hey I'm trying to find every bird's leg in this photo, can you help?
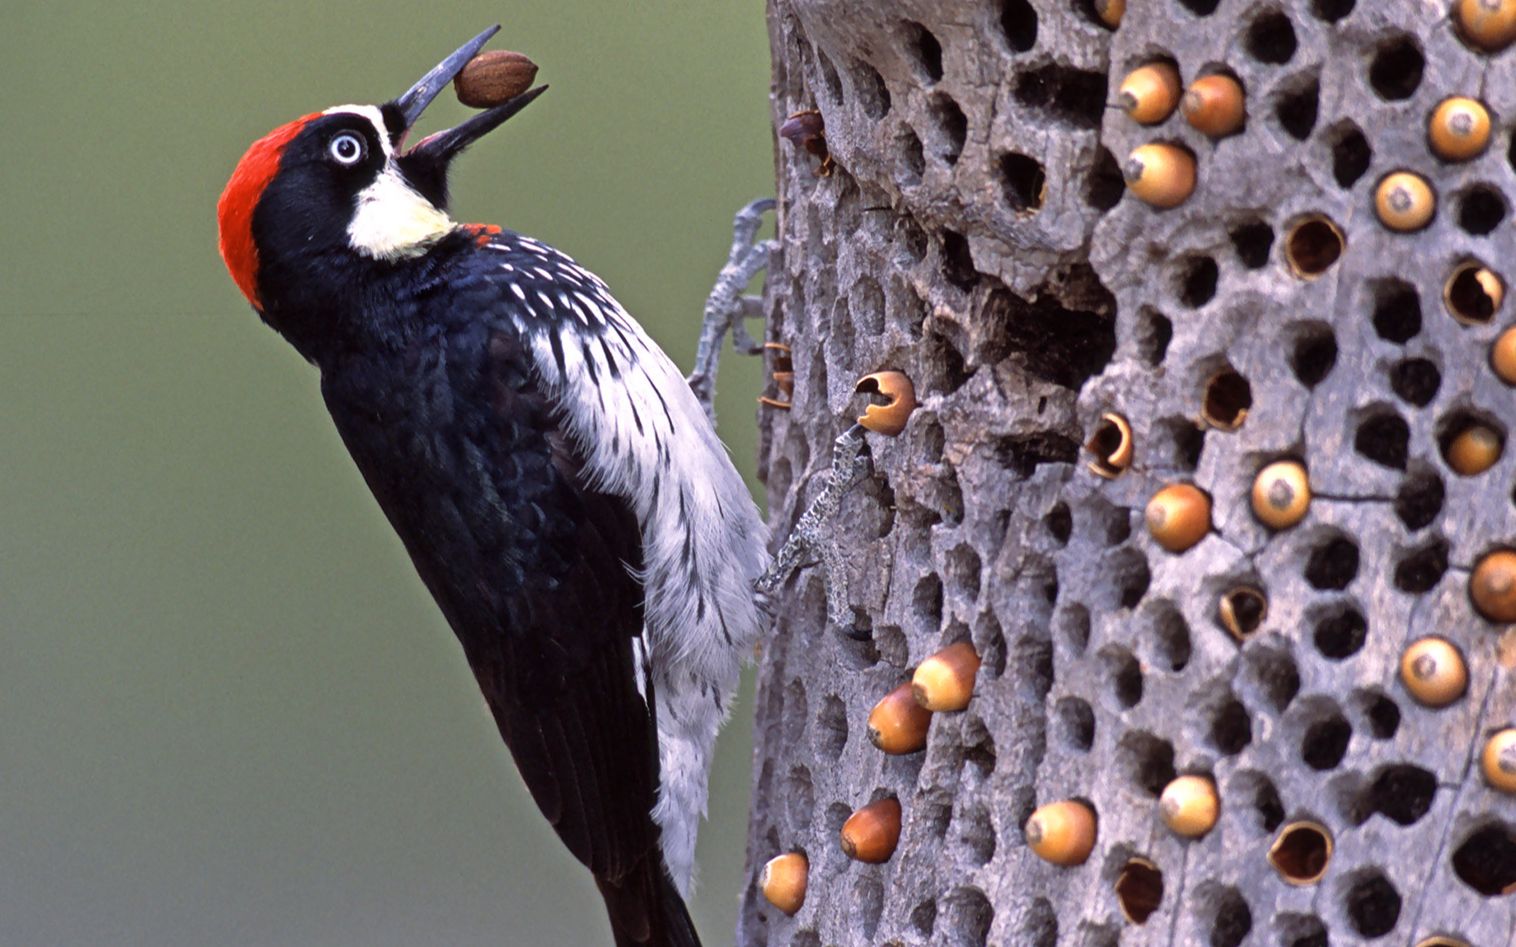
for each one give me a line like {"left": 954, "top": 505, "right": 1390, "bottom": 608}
{"left": 687, "top": 198, "right": 777, "bottom": 423}
{"left": 755, "top": 423, "right": 872, "bottom": 636}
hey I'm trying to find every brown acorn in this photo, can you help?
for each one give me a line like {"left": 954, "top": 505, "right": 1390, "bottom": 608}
{"left": 1489, "top": 327, "right": 1516, "bottom": 384}
{"left": 1471, "top": 549, "right": 1516, "bottom": 621}
{"left": 453, "top": 50, "right": 539, "bottom": 109}
{"left": 1428, "top": 97, "right": 1492, "bottom": 161}
{"left": 1025, "top": 799, "right": 1096, "bottom": 866}
{"left": 759, "top": 851, "right": 808, "bottom": 915}
{"left": 1455, "top": 0, "right": 1516, "bottom": 51}
{"left": 1251, "top": 460, "right": 1310, "bottom": 529}
{"left": 1480, "top": 728, "right": 1516, "bottom": 793}
{"left": 1124, "top": 143, "right": 1196, "bottom": 209}
{"left": 1095, "top": 0, "right": 1125, "bottom": 27}
{"left": 840, "top": 797, "right": 902, "bottom": 863}
{"left": 1119, "top": 63, "right": 1182, "bottom": 125}
{"left": 1158, "top": 774, "right": 1219, "bottom": 837}
{"left": 1182, "top": 74, "right": 1246, "bottom": 137}
{"left": 1399, "top": 636, "right": 1468, "bottom": 707}
{"left": 1375, "top": 172, "right": 1436, "bottom": 232}
{"left": 868, "top": 681, "right": 933, "bottom": 754}
{"left": 1446, "top": 424, "right": 1502, "bottom": 476}
{"left": 912, "top": 642, "right": 981, "bottom": 712}
{"left": 1145, "top": 483, "right": 1211, "bottom": 552}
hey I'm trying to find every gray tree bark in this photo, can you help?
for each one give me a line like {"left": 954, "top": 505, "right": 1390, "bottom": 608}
{"left": 741, "top": 1, "right": 1516, "bottom": 945}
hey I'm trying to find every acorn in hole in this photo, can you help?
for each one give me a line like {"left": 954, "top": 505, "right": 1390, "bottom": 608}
{"left": 1415, "top": 938, "right": 1473, "bottom": 947}
{"left": 1182, "top": 74, "right": 1245, "bottom": 137}
{"left": 1470, "top": 549, "right": 1516, "bottom": 621}
{"left": 1455, "top": 0, "right": 1516, "bottom": 51}
{"left": 1482, "top": 728, "right": 1516, "bottom": 793}
{"left": 1146, "top": 483, "right": 1211, "bottom": 552}
{"left": 1159, "top": 774, "right": 1219, "bottom": 837}
{"left": 1400, "top": 636, "right": 1468, "bottom": 707}
{"left": 1490, "top": 327, "right": 1516, "bottom": 384}
{"left": 912, "top": 641, "right": 980, "bottom": 712}
{"left": 1119, "top": 62, "right": 1181, "bottom": 125}
{"left": 1086, "top": 412, "right": 1134, "bottom": 478}
{"left": 1444, "top": 262, "right": 1504, "bottom": 324}
{"left": 1284, "top": 215, "right": 1344, "bottom": 279}
{"left": 1429, "top": 96, "right": 1492, "bottom": 161}
{"left": 453, "top": 50, "right": 539, "bottom": 108}
{"left": 759, "top": 851, "right": 808, "bottom": 915}
{"left": 1114, "top": 857, "right": 1164, "bottom": 924}
{"left": 840, "top": 797, "right": 901, "bottom": 863}
{"left": 867, "top": 681, "right": 932, "bottom": 754}
{"left": 1375, "top": 171, "right": 1436, "bottom": 232}
{"left": 1219, "top": 586, "right": 1268, "bottom": 640}
{"left": 1445, "top": 423, "right": 1503, "bottom": 476}
{"left": 1267, "top": 820, "right": 1333, "bottom": 885}
{"left": 1025, "top": 799, "right": 1096, "bottom": 866}
{"left": 1095, "top": 0, "right": 1125, "bottom": 28}
{"left": 1124, "top": 143, "right": 1196, "bottom": 209}
{"left": 1251, "top": 460, "right": 1310, "bottom": 529}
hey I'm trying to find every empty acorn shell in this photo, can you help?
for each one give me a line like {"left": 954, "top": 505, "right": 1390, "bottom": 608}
{"left": 454, "top": 50, "right": 539, "bottom": 108}
{"left": 856, "top": 371, "right": 917, "bottom": 436}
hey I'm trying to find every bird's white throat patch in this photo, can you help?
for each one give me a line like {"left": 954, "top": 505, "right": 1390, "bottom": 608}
{"left": 347, "top": 165, "right": 454, "bottom": 260}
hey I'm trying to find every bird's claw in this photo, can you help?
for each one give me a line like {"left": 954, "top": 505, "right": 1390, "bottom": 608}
{"left": 688, "top": 198, "right": 778, "bottom": 422}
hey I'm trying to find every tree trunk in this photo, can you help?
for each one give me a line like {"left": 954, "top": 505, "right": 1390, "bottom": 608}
{"left": 742, "top": 1, "right": 1516, "bottom": 945}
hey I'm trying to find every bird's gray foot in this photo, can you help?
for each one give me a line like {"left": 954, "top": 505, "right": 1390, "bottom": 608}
{"left": 687, "top": 198, "right": 778, "bottom": 423}
{"left": 755, "top": 423, "right": 872, "bottom": 636}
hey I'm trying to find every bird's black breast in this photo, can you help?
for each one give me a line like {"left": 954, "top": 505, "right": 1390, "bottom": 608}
{"left": 317, "top": 307, "right": 661, "bottom": 877}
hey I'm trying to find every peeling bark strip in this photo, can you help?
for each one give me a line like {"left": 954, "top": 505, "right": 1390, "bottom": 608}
{"left": 744, "top": 2, "right": 1516, "bottom": 945}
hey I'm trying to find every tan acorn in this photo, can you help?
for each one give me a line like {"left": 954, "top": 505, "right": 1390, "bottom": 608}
{"left": 1267, "top": 821, "right": 1333, "bottom": 885}
{"left": 1145, "top": 483, "right": 1211, "bottom": 552}
{"left": 1124, "top": 143, "right": 1196, "bottom": 209}
{"left": 1119, "top": 63, "right": 1182, "bottom": 125}
{"left": 1025, "top": 799, "right": 1096, "bottom": 866}
{"left": 1375, "top": 172, "right": 1436, "bottom": 232}
{"left": 1182, "top": 74, "right": 1246, "bottom": 137}
{"left": 840, "top": 797, "right": 902, "bottom": 863}
{"left": 1455, "top": 0, "right": 1516, "bottom": 51}
{"left": 1471, "top": 549, "right": 1516, "bottom": 621}
{"left": 453, "top": 50, "right": 539, "bottom": 109}
{"left": 759, "top": 851, "right": 808, "bottom": 915}
{"left": 1399, "top": 636, "right": 1468, "bottom": 707}
{"left": 912, "top": 642, "right": 981, "bottom": 712}
{"left": 1251, "top": 460, "right": 1310, "bottom": 529}
{"left": 1446, "top": 424, "right": 1502, "bottom": 475}
{"left": 1429, "top": 97, "right": 1492, "bottom": 161}
{"left": 1482, "top": 728, "right": 1516, "bottom": 793}
{"left": 1489, "top": 327, "right": 1516, "bottom": 384}
{"left": 1095, "top": 0, "right": 1125, "bottom": 28}
{"left": 868, "top": 681, "right": 933, "bottom": 754}
{"left": 1159, "top": 775, "right": 1219, "bottom": 837}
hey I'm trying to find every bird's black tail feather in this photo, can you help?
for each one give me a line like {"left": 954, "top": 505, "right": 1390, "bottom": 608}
{"left": 595, "top": 857, "right": 702, "bottom": 947}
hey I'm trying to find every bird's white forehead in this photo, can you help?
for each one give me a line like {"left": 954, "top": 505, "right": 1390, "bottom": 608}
{"left": 322, "top": 104, "right": 393, "bottom": 157}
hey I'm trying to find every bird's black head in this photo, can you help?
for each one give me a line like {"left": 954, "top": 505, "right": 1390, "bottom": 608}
{"left": 216, "top": 26, "right": 544, "bottom": 354}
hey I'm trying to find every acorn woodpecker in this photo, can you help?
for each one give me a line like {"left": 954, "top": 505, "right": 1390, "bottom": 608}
{"left": 216, "top": 27, "right": 771, "bottom": 947}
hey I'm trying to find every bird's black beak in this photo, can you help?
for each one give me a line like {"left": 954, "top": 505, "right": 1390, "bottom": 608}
{"left": 386, "top": 25, "right": 547, "bottom": 208}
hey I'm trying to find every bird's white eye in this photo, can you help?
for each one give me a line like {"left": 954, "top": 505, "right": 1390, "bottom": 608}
{"left": 329, "top": 132, "right": 366, "bottom": 166}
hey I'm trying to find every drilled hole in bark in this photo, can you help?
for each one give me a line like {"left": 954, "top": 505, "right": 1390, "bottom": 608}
{"left": 1177, "top": 0, "right": 1221, "bottom": 13}
{"left": 942, "top": 887, "right": 993, "bottom": 947}
{"left": 816, "top": 695, "right": 847, "bottom": 757}
{"left": 940, "top": 230, "right": 976, "bottom": 290}
{"left": 1138, "top": 307, "right": 1173, "bottom": 365}
{"left": 1230, "top": 219, "right": 1275, "bottom": 268}
{"left": 1451, "top": 823, "right": 1516, "bottom": 896}
{"left": 1179, "top": 255, "right": 1219, "bottom": 307}
{"left": 783, "top": 766, "right": 815, "bottom": 828}
{"left": 981, "top": 270, "right": 1116, "bottom": 389}
{"left": 1291, "top": 325, "right": 1337, "bottom": 386}
{"left": 1301, "top": 713, "right": 1351, "bottom": 769}
{"left": 1117, "top": 731, "right": 1176, "bottom": 795}
{"left": 817, "top": 50, "right": 843, "bottom": 103}
{"left": 999, "top": 152, "right": 1046, "bottom": 211}
{"left": 1152, "top": 603, "right": 1192, "bottom": 671}
{"left": 1245, "top": 645, "right": 1300, "bottom": 712}
{"left": 1054, "top": 696, "right": 1095, "bottom": 751}
{"left": 1159, "top": 417, "right": 1206, "bottom": 469}
{"left": 1396, "top": 468, "right": 1445, "bottom": 530}
{"left": 1015, "top": 633, "right": 1054, "bottom": 701}
{"left": 1457, "top": 185, "right": 1506, "bottom": 235}
{"left": 1390, "top": 357, "right": 1440, "bottom": 406}
{"left": 1355, "top": 412, "right": 1410, "bottom": 469}
{"left": 930, "top": 94, "right": 966, "bottom": 165}
{"left": 913, "top": 574, "right": 944, "bottom": 632}
{"left": 1277, "top": 913, "right": 1329, "bottom": 947}
{"left": 1114, "top": 858, "right": 1164, "bottom": 924}
{"left": 1209, "top": 696, "right": 1253, "bottom": 755}
{"left": 1087, "top": 146, "right": 1125, "bottom": 211}
{"left": 1356, "top": 689, "right": 1401, "bottom": 739}
{"left": 910, "top": 899, "right": 937, "bottom": 938}
{"left": 1045, "top": 502, "right": 1072, "bottom": 545}
{"left": 1364, "top": 764, "right": 1436, "bottom": 825}
{"left": 1313, "top": 604, "right": 1367, "bottom": 659}
{"left": 1312, "top": 0, "right": 1354, "bottom": 19}
{"left": 1000, "top": 0, "right": 1038, "bottom": 51}
{"left": 1013, "top": 64, "right": 1108, "bottom": 128}
{"left": 1330, "top": 123, "right": 1372, "bottom": 187}
{"left": 1343, "top": 870, "right": 1401, "bottom": 937}
{"left": 1276, "top": 76, "right": 1320, "bottom": 140}
{"left": 1445, "top": 262, "right": 1502, "bottom": 324}
{"left": 1244, "top": 772, "right": 1286, "bottom": 832}
{"left": 1026, "top": 898, "right": 1057, "bottom": 946}
{"left": 1371, "top": 280, "right": 1421, "bottom": 342}
{"left": 1208, "top": 888, "right": 1253, "bottom": 947}
{"left": 958, "top": 805, "right": 996, "bottom": 865}
{"left": 1305, "top": 535, "right": 1359, "bottom": 590}
{"left": 1285, "top": 215, "right": 1342, "bottom": 275}
{"left": 905, "top": 21, "right": 943, "bottom": 81}
{"left": 853, "top": 60, "right": 891, "bottom": 118}
{"left": 851, "top": 874, "right": 884, "bottom": 940}
{"left": 1202, "top": 369, "right": 1252, "bottom": 429}
{"left": 1395, "top": 540, "right": 1449, "bottom": 593}
{"left": 1116, "top": 549, "right": 1150, "bottom": 608}
{"left": 1369, "top": 36, "right": 1424, "bottom": 101}
{"left": 898, "top": 126, "right": 925, "bottom": 181}
{"left": 1059, "top": 604, "right": 1091, "bottom": 655}
{"left": 1246, "top": 11, "right": 1298, "bottom": 64}
{"left": 1101, "top": 645, "right": 1144, "bottom": 708}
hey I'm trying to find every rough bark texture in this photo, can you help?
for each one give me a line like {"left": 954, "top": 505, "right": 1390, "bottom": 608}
{"left": 742, "top": 2, "right": 1516, "bottom": 945}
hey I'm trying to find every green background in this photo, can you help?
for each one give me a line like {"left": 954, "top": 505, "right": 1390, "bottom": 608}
{"left": 1, "top": 2, "right": 773, "bottom": 943}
